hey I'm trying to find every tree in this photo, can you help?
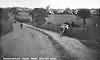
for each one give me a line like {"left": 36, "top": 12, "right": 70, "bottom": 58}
{"left": 9, "top": 7, "right": 18, "bottom": 15}
{"left": 15, "top": 11, "right": 32, "bottom": 23}
{"left": 46, "top": 5, "right": 50, "bottom": 10}
{"left": 97, "top": 9, "right": 100, "bottom": 16}
{"left": 63, "top": 8, "right": 72, "bottom": 14}
{"left": 77, "top": 9, "right": 90, "bottom": 26}
{"left": 31, "top": 8, "right": 47, "bottom": 26}
{"left": 31, "top": 8, "right": 48, "bottom": 17}
{"left": 45, "top": 5, "right": 51, "bottom": 15}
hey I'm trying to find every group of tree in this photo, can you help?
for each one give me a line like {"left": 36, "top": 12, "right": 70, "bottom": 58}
{"left": 15, "top": 11, "right": 32, "bottom": 23}
{"left": 76, "top": 8, "right": 100, "bottom": 27}
{"left": 9, "top": 7, "right": 32, "bottom": 24}
{"left": 76, "top": 9, "right": 91, "bottom": 26}
{"left": 63, "top": 8, "right": 73, "bottom": 15}
{"left": 30, "top": 8, "right": 48, "bottom": 26}
{"left": 9, "top": 7, "right": 100, "bottom": 27}
{"left": 8, "top": 7, "right": 48, "bottom": 26}
{"left": 97, "top": 9, "right": 100, "bottom": 16}
{"left": 9, "top": 7, "right": 18, "bottom": 15}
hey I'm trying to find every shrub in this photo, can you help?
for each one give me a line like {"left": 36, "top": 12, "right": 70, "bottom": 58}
{"left": 15, "top": 11, "right": 32, "bottom": 23}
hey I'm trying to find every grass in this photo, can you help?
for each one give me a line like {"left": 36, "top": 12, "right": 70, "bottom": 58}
{"left": 33, "top": 15, "right": 100, "bottom": 52}
{"left": 46, "top": 15, "right": 80, "bottom": 24}
{"left": 44, "top": 15, "right": 100, "bottom": 40}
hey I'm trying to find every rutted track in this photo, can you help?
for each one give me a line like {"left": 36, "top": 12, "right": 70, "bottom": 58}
{"left": 0, "top": 23, "right": 60, "bottom": 58}
{"left": 0, "top": 23, "right": 99, "bottom": 60}
{"left": 27, "top": 26, "right": 78, "bottom": 60}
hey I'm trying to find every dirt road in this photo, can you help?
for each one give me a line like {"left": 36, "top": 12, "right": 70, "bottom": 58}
{"left": 25, "top": 23, "right": 98, "bottom": 60}
{"left": 0, "top": 23, "right": 59, "bottom": 58}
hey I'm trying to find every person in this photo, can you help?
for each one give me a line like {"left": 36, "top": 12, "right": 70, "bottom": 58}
{"left": 20, "top": 23, "right": 23, "bottom": 29}
{"left": 14, "top": 20, "right": 16, "bottom": 23}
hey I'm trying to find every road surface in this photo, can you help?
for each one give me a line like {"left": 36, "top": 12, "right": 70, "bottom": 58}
{"left": 25, "top": 23, "right": 98, "bottom": 60}
{"left": 0, "top": 23, "right": 59, "bottom": 58}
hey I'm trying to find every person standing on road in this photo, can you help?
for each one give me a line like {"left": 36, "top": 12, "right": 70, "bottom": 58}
{"left": 14, "top": 20, "right": 16, "bottom": 23}
{"left": 20, "top": 23, "right": 23, "bottom": 29}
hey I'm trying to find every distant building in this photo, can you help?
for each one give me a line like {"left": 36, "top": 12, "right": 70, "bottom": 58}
{"left": 48, "top": 9, "right": 64, "bottom": 14}
{"left": 56, "top": 9, "right": 65, "bottom": 13}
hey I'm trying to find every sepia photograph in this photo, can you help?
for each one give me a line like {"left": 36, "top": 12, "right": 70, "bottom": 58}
{"left": 0, "top": 0, "right": 100, "bottom": 60}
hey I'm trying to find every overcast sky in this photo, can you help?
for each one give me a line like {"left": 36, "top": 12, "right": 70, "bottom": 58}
{"left": 0, "top": 0, "right": 100, "bottom": 9}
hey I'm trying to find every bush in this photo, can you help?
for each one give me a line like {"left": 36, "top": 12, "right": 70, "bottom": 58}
{"left": 15, "top": 11, "right": 32, "bottom": 23}
{"left": 31, "top": 8, "right": 48, "bottom": 26}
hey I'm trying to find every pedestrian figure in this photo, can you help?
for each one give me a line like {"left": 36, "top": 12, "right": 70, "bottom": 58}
{"left": 20, "top": 23, "right": 23, "bottom": 29}
{"left": 14, "top": 21, "right": 16, "bottom": 23}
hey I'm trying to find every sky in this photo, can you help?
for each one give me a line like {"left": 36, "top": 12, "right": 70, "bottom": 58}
{"left": 0, "top": 0, "right": 100, "bottom": 9}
